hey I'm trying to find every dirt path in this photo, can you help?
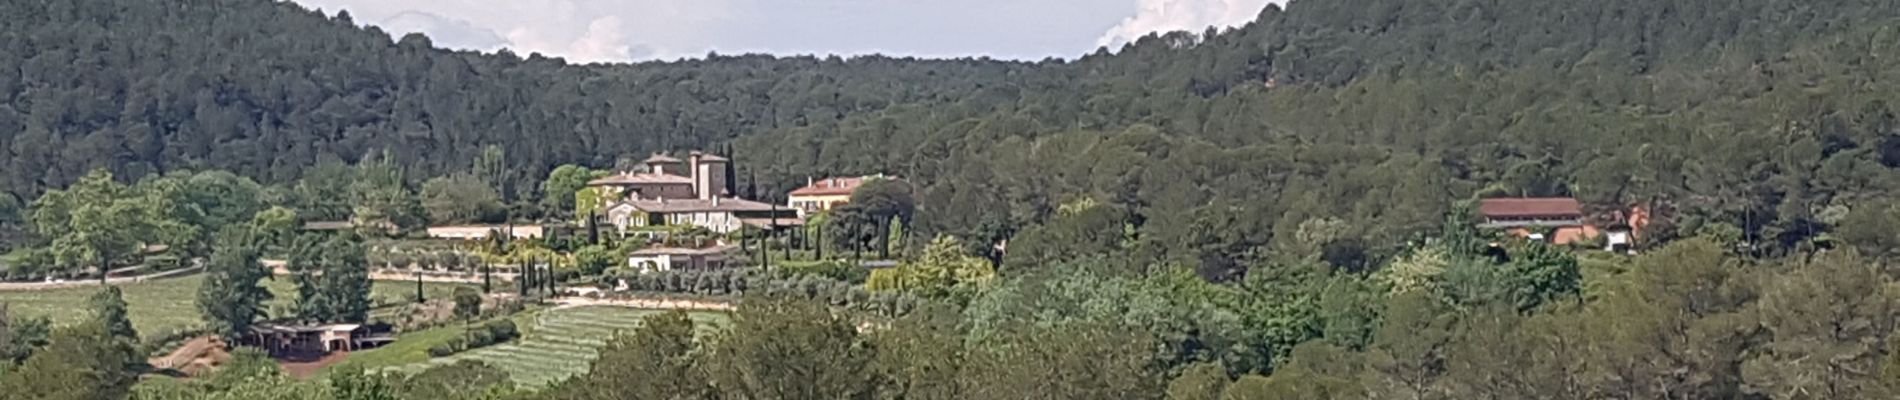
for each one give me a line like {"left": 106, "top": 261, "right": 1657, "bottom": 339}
{"left": 0, "top": 266, "right": 204, "bottom": 291}
{"left": 149, "top": 336, "right": 220, "bottom": 370}
{"left": 365, "top": 271, "right": 519, "bottom": 284}
{"left": 147, "top": 335, "right": 236, "bottom": 378}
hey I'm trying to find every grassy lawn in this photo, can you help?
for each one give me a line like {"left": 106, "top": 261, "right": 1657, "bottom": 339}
{"left": 374, "top": 306, "right": 731, "bottom": 387}
{"left": 0, "top": 275, "right": 473, "bottom": 342}
{"left": 0, "top": 277, "right": 205, "bottom": 341}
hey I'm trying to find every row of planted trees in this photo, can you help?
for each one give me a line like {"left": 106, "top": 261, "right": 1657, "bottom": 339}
{"left": 602, "top": 266, "right": 923, "bottom": 319}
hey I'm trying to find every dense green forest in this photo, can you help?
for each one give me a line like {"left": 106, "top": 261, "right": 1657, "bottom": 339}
{"left": 6, "top": 0, "right": 1900, "bottom": 399}
{"left": 6, "top": 0, "right": 1900, "bottom": 270}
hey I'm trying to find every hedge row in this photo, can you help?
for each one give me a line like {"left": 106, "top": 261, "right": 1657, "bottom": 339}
{"left": 427, "top": 319, "right": 520, "bottom": 358}
{"left": 606, "top": 268, "right": 922, "bottom": 318}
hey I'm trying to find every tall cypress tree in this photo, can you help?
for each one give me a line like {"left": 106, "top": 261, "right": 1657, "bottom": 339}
{"left": 587, "top": 211, "right": 601, "bottom": 245}
{"left": 517, "top": 262, "right": 529, "bottom": 297}
{"left": 723, "top": 143, "right": 737, "bottom": 197}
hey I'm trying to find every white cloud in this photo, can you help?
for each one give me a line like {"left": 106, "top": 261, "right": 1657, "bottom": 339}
{"left": 521, "top": 16, "right": 633, "bottom": 64}
{"left": 1095, "top": 0, "right": 1280, "bottom": 49}
{"left": 377, "top": 10, "right": 509, "bottom": 51}
{"left": 289, "top": 0, "right": 1161, "bottom": 62}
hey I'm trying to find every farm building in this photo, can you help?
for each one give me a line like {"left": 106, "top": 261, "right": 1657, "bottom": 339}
{"left": 603, "top": 197, "right": 797, "bottom": 234}
{"left": 242, "top": 323, "right": 394, "bottom": 356}
{"left": 786, "top": 174, "right": 899, "bottom": 217}
{"left": 628, "top": 245, "right": 739, "bottom": 274}
{"left": 426, "top": 225, "right": 546, "bottom": 240}
{"left": 590, "top": 151, "right": 797, "bottom": 234}
{"left": 1477, "top": 197, "right": 1599, "bottom": 245}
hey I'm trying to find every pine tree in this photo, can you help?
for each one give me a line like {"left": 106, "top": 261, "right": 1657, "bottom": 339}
{"left": 199, "top": 228, "right": 272, "bottom": 341}
{"left": 87, "top": 287, "right": 137, "bottom": 344}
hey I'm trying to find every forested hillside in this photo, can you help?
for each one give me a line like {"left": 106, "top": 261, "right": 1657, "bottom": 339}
{"left": 9, "top": 0, "right": 1900, "bottom": 272}
{"left": 8, "top": 1, "right": 1900, "bottom": 399}
{"left": 0, "top": 0, "right": 1033, "bottom": 195}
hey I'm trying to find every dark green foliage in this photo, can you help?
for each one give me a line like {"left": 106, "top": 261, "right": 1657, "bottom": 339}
{"left": 542, "top": 165, "right": 607, "bottom": 219}
{"left": 0, "top": 306, "right": 52, "bottom": 364}
{"left": 329, "top": 365, "right": 399, "bottom": 400}
{"left": 396, "top": 360, "right": 515, "bottom": 399}
{"left": 419, "top": 174, "right": 504, "bottom": 224}
{"left": 451, "top": 286, "right": 481, "bottom": 321}
{"left": 617, "top": 268, "right": 917, "bottom": 318}
{"left": 7, "top": 0, "right": 1900, "bottom": 399}
{"left": 0, "top": 195, "right": 19, "bottom": 227}
{"left": 290, "top": 233, "right": 372, "bottom": 323}
{"left": 555, "top": 311, "right": 707, "bottom": 400}
{"left": 775, "top": 259, "right": 868, "bottom": 283}
{"left": 700, "top": 299, "right": 877, "bottom": 399}
{"left": 3, "top": 0, "right": 1900, "bottom": 269}
{"left": 1502, "top": 242, "right": 1582, "bottom": 311}
{"left": 428, "top": 320, "right": 518, "bottom": 358}
{"left": 425, "top": 342, "right": 457, "bottom": 358}
{"left": 198, "top": 227, "right": 273, "bottom": 340}
{"left": 29, "top": 169, "right": 199, "bottom": 283}
{"left": 1166, "top": 362, "right": 1231, "bottom": 400}
{"left": 959, "top": 322, "right": 1164, "bottom": 399}
{"left": 572, "top": 245, "right": 616, "bottom": 276}
{"left": 86, "top": 287, "right": 136, "bottom": 344}
{"left": 0, "top": 323, "right": 140, "bottom": 400}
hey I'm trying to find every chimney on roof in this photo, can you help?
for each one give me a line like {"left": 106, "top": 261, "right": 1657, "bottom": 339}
{"left": 689, "top": 152, "right": 703, "bottom": 199}
{"left": 690, "top": 150, "right": 728, "bottom": 201}
{"left": 807, "top": 176, "right": 814, "bottom": 187}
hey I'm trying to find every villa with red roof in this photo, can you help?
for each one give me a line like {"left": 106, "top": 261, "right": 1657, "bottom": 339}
{"left": 589, "top": 151, "right": 796, "bottom": 234}
{"left": 787, "top": 175, "right": 893, "bottom": 217}
{"left": 1477, "top": 197, "right": 1599, "bottom": 245}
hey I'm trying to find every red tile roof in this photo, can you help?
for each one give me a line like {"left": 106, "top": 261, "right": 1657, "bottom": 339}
{"left": 632, "top": 245, "right": 738, "bottom": 256}
{"left": 587, "top": 173, "right": 693, "bottom": 186}
{"left": 789, "top": 177, "right": 868, "bottom": 196}
{"left": 1479, "top": 198, "right": 1583, "bottom": 218}
{"left": 614, "top": 197, "right": 779, "bottom": 213}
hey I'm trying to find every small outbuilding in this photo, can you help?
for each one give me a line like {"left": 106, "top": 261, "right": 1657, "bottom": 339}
{"left": 1478, "top": 198, "right": 1599, "bottom": 246}
{"left": 627, "top": 245, "right": 739, "bottom": 274}
{"left": 243, "top": 323, "right": 393, "bottom": 357}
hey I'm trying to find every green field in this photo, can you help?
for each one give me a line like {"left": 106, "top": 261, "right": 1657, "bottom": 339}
{"left": 0, "top": 275, "right": 472, "bottom": 341}
{"left": 380, "top": 306, "right": 731, "bottom": 387}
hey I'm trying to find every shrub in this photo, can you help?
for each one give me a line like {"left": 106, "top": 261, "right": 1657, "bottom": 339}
{"left": 450, "top": 337, "right": 468, "bottom": 350}
{"left": 452, "top": 286, "right": 482, "bottom": 320}
{"left": 427, "top": 343, "right": 456, "bottom": 357}
{"left": 2, "top": 247, "right": 53, "bottom": 281}
{"left": 776, "top": 260, "right": 868, "bottom": 283}
{"left": 431, "top": 319, "right": 522, "bottom": 358}
{"left": 574, "top": 245, "right": 617, "bottom": 275}
{"left": 465, "top": 329, "right": 493, "bottom": 347}
{"left": 483, "top": 320, "right": 519, "bottom": 342}
{"left": 607, "top": 268, "right": 916, "bottom": 318}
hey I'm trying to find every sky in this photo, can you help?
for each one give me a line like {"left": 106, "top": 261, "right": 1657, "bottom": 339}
{"left": 287, "top": 0, "right": 1283, "bottom": 64}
